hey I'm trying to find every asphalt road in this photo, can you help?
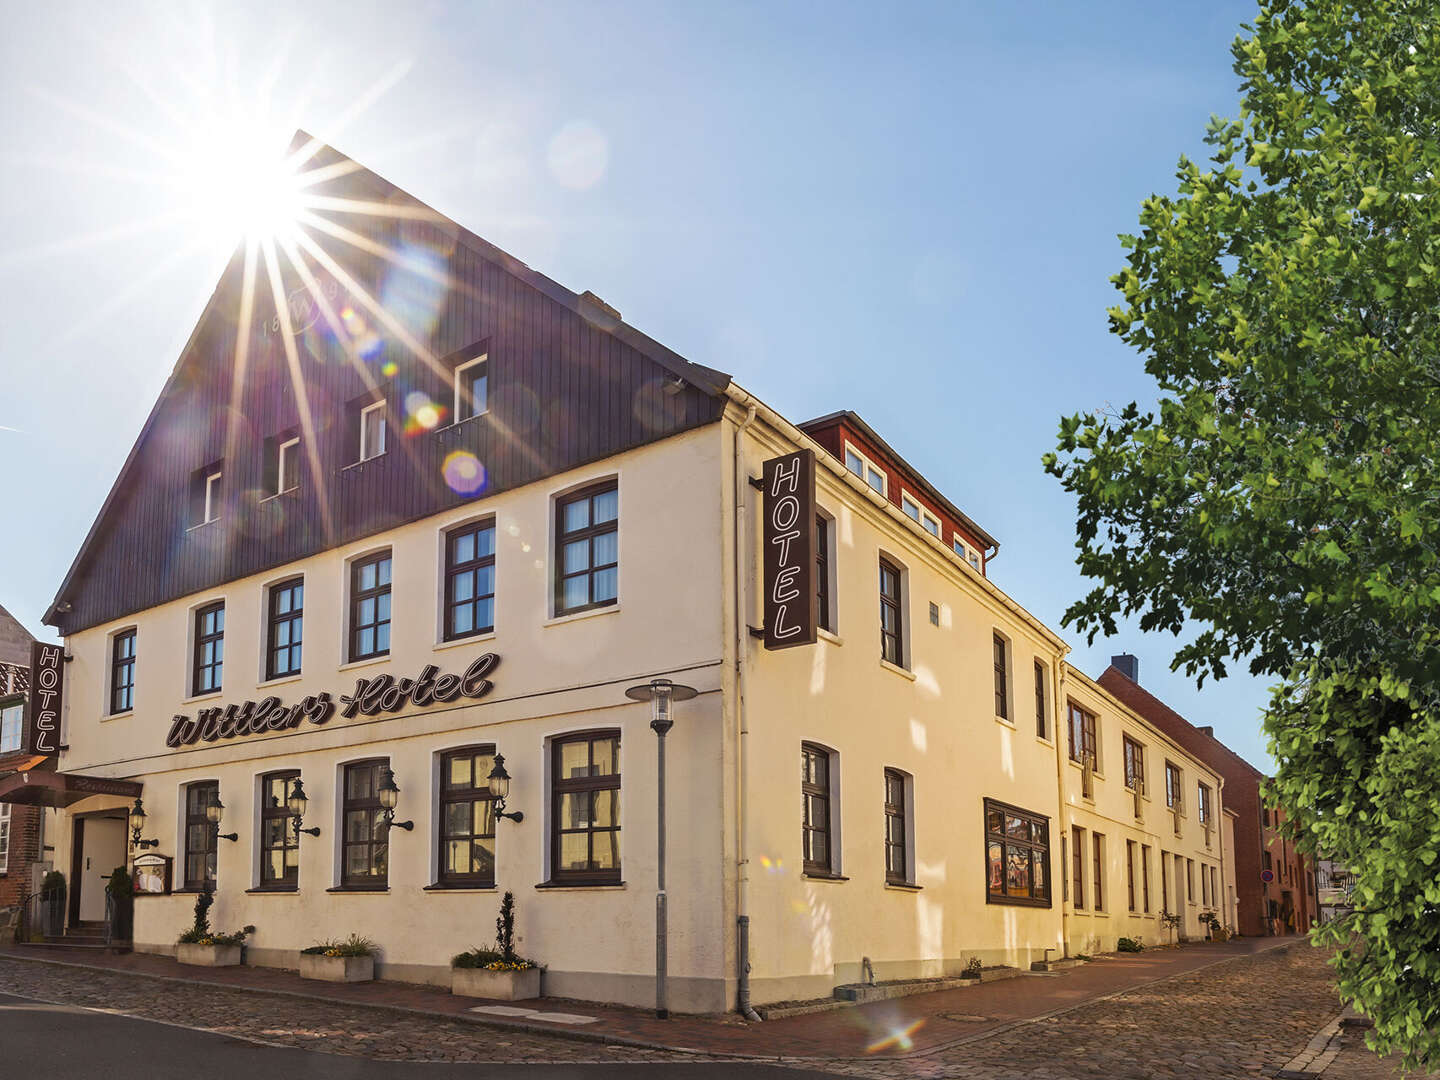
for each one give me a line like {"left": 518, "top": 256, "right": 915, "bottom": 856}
{"left": 0, "top": 992, "right": 840, "bottom": 1079}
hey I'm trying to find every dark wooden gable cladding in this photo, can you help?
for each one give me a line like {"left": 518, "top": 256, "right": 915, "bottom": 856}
{"left": 49, "top": 145, "right": 727, "bottom": 637}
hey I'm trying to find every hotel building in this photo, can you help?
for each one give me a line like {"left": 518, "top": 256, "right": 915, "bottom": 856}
{"left": 6, "top": 135, "right": 1229, "bottom": 1012}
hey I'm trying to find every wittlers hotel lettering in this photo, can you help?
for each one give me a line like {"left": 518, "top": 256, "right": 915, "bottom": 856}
{"left": 26, "top": 641, "right": 65, "bottom": 756}
{"left": 165, "top": 654, "right": 500, "bottom": 748}
{"left": 762, "top": 449, "right": 817, "bottom": 650}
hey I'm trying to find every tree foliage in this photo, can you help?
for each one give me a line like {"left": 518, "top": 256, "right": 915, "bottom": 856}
{"left": 1045, "top": 1, "right": 1440, "bottom": 1064}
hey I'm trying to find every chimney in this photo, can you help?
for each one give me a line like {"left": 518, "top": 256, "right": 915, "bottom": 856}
{"left": 578, "top": 290, "right": 621, "bottom": 321}
{"left": 1111, "top": 654, "right": 1140, "bottom": 683}
{"left": 1198, "top": 726, "right": 1214, "bottom": 738}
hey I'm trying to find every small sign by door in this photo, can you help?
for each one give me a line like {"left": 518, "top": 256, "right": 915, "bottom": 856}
{"left": 133, "top": 854, "right": 172, "bottom": 895}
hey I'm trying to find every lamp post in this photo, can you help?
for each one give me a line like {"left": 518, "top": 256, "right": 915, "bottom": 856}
{"left": 128, "top": 798, "right": 158, "bottom": 850}
{"left": 285, "top": 778, "right": 322, "bottom": 839}
{"left": 486, "top": 755, "right": 525, "bottom": 823}
{"left": 624, "top": 677, "right": 697, "bottom": 1020}
{"left": 377, "top": 767, "right": 413, "bottom": 831}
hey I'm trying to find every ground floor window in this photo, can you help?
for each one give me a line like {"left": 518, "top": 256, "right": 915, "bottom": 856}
{"left": 984, "top": 798, "right": 1050, "bottom": 906}
{"left": 342, "top": 760, "right": 389, "bottom": 888}
{"left": 551, "top": 731, "right": 621, "bottom": 884}
{"left": 183, "top": 781, "right": 218, "bottom": 890}
{"left": 259, "top": 771, "right": 300, "bottom": 888}
{"left": 439, "top": 746, "right": 497, "bottom": 887}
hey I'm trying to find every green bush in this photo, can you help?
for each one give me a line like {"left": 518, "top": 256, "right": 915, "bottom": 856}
{"left": 107, "top": 866, "right": 134, "bottom": 941}
{"left": 1116, "top": 937, "right": 1144, "bottom": 953}
{"left": 302, "top": 934, "right": 376, "bottom": 957}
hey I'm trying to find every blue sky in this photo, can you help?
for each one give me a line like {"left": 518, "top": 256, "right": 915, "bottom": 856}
{"left": 0, "top": 1, "right": 1277, "bottom": 767}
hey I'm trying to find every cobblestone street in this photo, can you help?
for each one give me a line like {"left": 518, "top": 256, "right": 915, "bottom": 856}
{"left": 0, "top": 943, "right": 1429, "bottom": 1078}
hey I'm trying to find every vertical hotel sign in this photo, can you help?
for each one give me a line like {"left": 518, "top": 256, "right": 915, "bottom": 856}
{"left": 762, "top": 449, "right": 817, "bottom": 650}
{"left": 26, "top": 641, "right": 64, "bottom": 756}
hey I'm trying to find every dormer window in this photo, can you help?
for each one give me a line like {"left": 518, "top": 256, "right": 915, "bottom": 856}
{"left": 953, "top": 536, "right": 981, "bottom": 570}
{"left": 190, "top": 461, "right": 223, "bottom": 527}
{"left": 455, "top": 355, "right": 488, "bottom": 421}
{"left": 844, "top": 443, "right": 886, "bottom": 496}
{"left": 901, "top": 492, "right": 940, "bottom": 537}
{"left": 277, "top": 436, "right": 300, "bottom": 493}
{"left": 360, "top": 401, "right": 387, "bottom": 461}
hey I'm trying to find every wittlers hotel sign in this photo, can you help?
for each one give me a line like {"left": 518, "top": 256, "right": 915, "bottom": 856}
{"left": 762, "top": 449, "right": 817, "bottom": 650}
{"left": 26, "top": 641, "right": 65, "bottom": 756}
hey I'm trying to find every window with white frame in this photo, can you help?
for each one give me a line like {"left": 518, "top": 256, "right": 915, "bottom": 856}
{"left": 0, "top": 699, "right": 23, "bottom": 753}
{"left": 454, "top": 355, "right": 488, "bottom": 421}
{"left": 277, "top": 436, "right": 300, "bottom": 493}
{"left": 844, "top": 443, "right": 886, "bottom": 495}
{"left": 190, "top": 462, "right": 223, "bottom": 526}
{"left": 360, "top": 401, "right": 387, "bottom": 461}
{"left": 901, "top": 492, "right": 941, "bottom": 537}
{"left": 953, "top": 535, "right": 981, "bottom": 570}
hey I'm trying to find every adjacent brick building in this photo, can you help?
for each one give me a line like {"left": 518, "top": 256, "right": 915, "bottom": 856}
{"left": 0, "top": 602, "right": 49, "bottom": 935}
{"left": 1098, "top": 656, "right": 1316, "bottom": 936}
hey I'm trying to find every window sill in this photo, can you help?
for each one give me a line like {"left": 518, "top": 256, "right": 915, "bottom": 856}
{"left": 424, "top": 883, "right": 497, "bottom": 893}
{"left": 985, "top": 894, "right": 1053, "bottom": 909}
{"left": 534, "top": 881, "right": 625, "bottom": 891}
{"left": 258, "top": 488, "right": 300, "bottom": 504}
{"left": 1035, "top": 735, "right": 1055, "bottom": 748}
{"left": 802, "top": 871, "right": 849, "bottom": 883}
{"left": 337, "top": 654, "right": 390, "bottom": 673}
{"left": 326, "top": 885, "right": 390, "bottom": 894}
{"left": 102, "top": 710, "right": 135, "bottom": 723}
{"left": 817, "top": 628, "right": 843, "bottom": 646}
{"left": 182, "top": 690, "right": 224, "bottom": 706}
{"left": 543, "top": 604, "right": 620, "bottom": 628}
{"left": 245, "top": 887, "right": 298, "bottom": 895}
{"left": 994, "top": 715, "right": 1016, "bottom": 730}
{"left": 258, "top": 673, "right": 304, "bottom": 690}
{"left": 342, "top": 454, "right": 389, "bottom": 472}
{"left": 879, "top": 658, "right": 915, "bottom": 682}
{"left": 884, "top": 881, "right": 922, "bottom": 892}
{"left": 433, "top": 631, "right": 496, "bottom": 652}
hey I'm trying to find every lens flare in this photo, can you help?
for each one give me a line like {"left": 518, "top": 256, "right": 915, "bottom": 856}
{"left": 865, "top": 1019, "right": 925, "bottom": 1054}
{"left": 443, "top": 450, "right": 487, "bottom": 495}
{"left": 404, "top": 390, "right": 445, "bottom": 434}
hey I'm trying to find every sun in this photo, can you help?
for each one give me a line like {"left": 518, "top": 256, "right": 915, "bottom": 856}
{"left": 179, "top": 119, "right": 307, "bottom": 250}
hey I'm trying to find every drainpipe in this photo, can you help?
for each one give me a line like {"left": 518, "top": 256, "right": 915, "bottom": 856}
{"left": 731, "top": 402, "right": 762, "bottom": 1021}
{"left": 1052, "top": 659, "right": 1070, "bottom": 957}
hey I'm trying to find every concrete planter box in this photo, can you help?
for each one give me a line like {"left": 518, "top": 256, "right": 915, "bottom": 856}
{"left": 300, "top": 953, "right": 374, "bottom": 983}
{"left": 452, "top": 966, "right": 541, "bottom": 1001}
{"left": 177, "top": 943, "right": 241, "bottom": 967}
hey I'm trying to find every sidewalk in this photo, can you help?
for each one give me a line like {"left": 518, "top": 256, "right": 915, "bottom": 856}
{"left": 0, "top": 935, "right": 1299, "bottom": 1060}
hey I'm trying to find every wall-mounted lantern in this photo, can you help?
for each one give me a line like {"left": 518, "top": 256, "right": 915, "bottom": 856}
{"left": 128, "top": 798, "right": 159, "bottom": 850}
{"left": 205, "top": 794, "right": 239, "bottom": 842}
{"left": 377, "top": 766, "right": 413, "bottom": 832}
{"left": 285, "top": 778, "right": 322, "bottom": 839}
{"left": 486, "top": 754, "right": 524, "bottom": 823}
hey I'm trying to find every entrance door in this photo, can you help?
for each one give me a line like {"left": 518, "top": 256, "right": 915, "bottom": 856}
{"left": 77, "top": 817, "right": 127, "bottom": 923}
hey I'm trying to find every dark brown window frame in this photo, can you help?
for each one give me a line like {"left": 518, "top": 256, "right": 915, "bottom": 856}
{"left": 1141, "top": 843, "right": 1152, "bottom": 912}
{"left": 1092, "top": 832, "right": 1104, "bottom": 911}
{"left": 443, "top": 519, "right": 496, "bottom": 641}
{"left": 550, "top": 730, "right": 622, "bottom": 884}
{"left": 1198, "top": 782, "right": 1213, "bottom": 827}
{"left": 110, "top": 628, "right": 136, "bottom": 714}
{"left": 883, "top": 768, "right": 909, "bottom": 885}
{"left": 802, "top": 743, "right": 834, "bottom": 876}
{"left": 341, "top": 759, "right": 389, "bottom": 889}
{"left": 438, "top": 744, "right": 497, "bottom": 888}
{"left": 1126, "top": 839, "right": 1137, "bottom": 911}
{"left": 1071, "top": 824, "right": 1085, "bottom": 908}
{"left": 1033, "top": 660, "right": 1046, "bottom": 738}
{"left": 1165, "top": 760, "right": 1183, "bottom": 810}
{"left": 265, "top": 577, "right": 304, "bottom": 681}
{"left": 258, "top": 770, "right": 300, "bottom": 890}
{"left": 984, "top": 797, "right": 1051, "bottom": 908}
{"left": 192, "top": 602, "right": 224, "bottom": 697}
{"left": 1067, "top": 701, "right": 1097, "bottom": 766}
{"left": 554, "top": 482, "right": 619, "bottom": 617}
{"left": 879, "top": 557, "right": 904, "bottom": 667}
{"left": 993, "top": 634, "right": 1009, "bottom": 719}
{"left": 183, "top": 780, "right": 218, "bottom": 891}
{"left": 349, "top": 551, "right": 392, "bottom": 662}
{"left": 1123, "top": 734, "right": 1145, "bottom": 791}
{"left": 815, "top": 514, "right": 832, "bottom": 633}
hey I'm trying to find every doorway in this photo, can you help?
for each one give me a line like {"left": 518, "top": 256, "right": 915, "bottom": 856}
{"left": 69, "top": 815, "right": 127, "bottom": 925}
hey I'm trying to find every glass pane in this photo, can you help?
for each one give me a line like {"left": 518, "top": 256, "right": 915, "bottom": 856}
{"left": 445, "top": 839, "right": 468, "bottom": 874}
{"left": 473, "top": 799, "right": 495, "bottom": 836}
{"left": 1031, "top": 851, "right": 1048, "bottom": 897}
{"left": 563, "top": 539, "right": 590, "bottom": 574}
{"left": 284, "top": 846, "right": 299, "bottom": 872}
{"left": 559, "top": 832, "right": 589, "bottom": 871}
{"left": 187, "top": 823, "right": 208, "bottom": 851}
{"left": 372, "top": 841, "right": 388, "bottom": 878}
{"left": 346, "top": 845, "right": 370, "bottom": 878}
{"left": 474, "top": 752, "right": 495, "bottom": 784}
{"left": 594, "top": 830, "right": 619, "bottom": 869}
{"left": 808, "top": 830, "right": 827, "bottom": 866}
{"left": 275, "top": 621, "right": 290, "bottom": 647}
{"left": 187, "top": 855, "right": 204, "bottom": 884}
{"left": 445, "top": 801, "right": 471, "bottom": 837}
{"left": 562, "top": 576, "right": 589, "bottom": 610}
{"left": 593, "top": 789, "right": 618, "bottom": 828}
{"left": 359, "top": 563, "right": 376, "bottom": 591}
{"left": 347, "top": 766, "right": 373, "bottom": 799}
{"left": 593, "top": 488, "right": 618, "bottom": 523}
{"left": 452, "top": 604, "right": 474, "bottom": 637}
{"left": 475, "top": 564, "right": 495, "bottom": 597}
{"left": 846, "top": 449, "right": 863, "bottom": 475}
{"left": 563, "top": 498, "right": 589, "bottom": 534}
{"left": 276, "top": 590, "right": 291, "bottom": 615}
{"left": 988, "top": 841, "right": 1004, "bottom": 892}
{"left": 454, "top": 571, "right": 475, "bottom": 603}
{"left": 377, "top": 593, "right": 391, "bottom": 622}
{"left": 592, "top": 737, "right": 618, "bottom": 777}
{"left": 454, "top": 531, "right": 474, "bottom": 564}
{"left": 476, "top": 526, "right": 495, "bottom": 558}
{"left": 475, "top": 597, "right": 494, "bottom": 631}
{"left": 447, "top": 755, "right": 472, "bottom": 790}
{"left": 375, "top": 622, "right": 389, "bottom": 654}
{"left": 867, "top": 468, "right": 884, "bottom": 493}
{"left": 593, "top": 567, "right": 617, "bottom": 603}
{"left": 1008, "top": 849, "right": 1031, "bottom": 896}
{"left": 1007, "top": 815, "right": 1029, "bottom": 840}
{"left": 559, "top": 740, "right": 590, "bottom": 779}
{"left": 1031, "top": 821, "right": 1047, "bottom": 844}
{"left": 358, "top": 597, "right": 375, "bottom": 626}
{"left": 263, "top": 818, "right": 285, "bottom": 847}
{"left": 470, "top": 837, "right": 495, "bottom": 877}
{"left": 806, "top": 794, "right": 827, "bottom": 828}
{"left": 266, "top": 850, "right": 285, "bottom": 882}
{"left": 561, "top": 791, "right": 591, "bottom": 829}
{"left": 291, "top": 616, "right": 302, "bottom": 644}
{"left": 376, "top": 558, "right": 391, "bottom": 586}
{"left": 346, "top": 810, "right": 370, "bottom": 842}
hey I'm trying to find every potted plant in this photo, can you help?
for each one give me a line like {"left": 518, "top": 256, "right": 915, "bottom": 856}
{"left": 1201, "top": 911, "right": 1229, "bottom": 942}
{"left": 175, "top": 886, "right": 254, "bottom": 966}
{"left": 300, "top": 934, "right": 377, "bottom": 983}
{"left": 960, "top": 956, "right": 982, "bottom": 980}
{"left": 452, "top": 891, "right": 541, "bottom": 1001}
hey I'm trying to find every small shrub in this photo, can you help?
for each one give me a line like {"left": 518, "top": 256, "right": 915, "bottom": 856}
{"left": 302, "top": 933, "right": 376, "bottom": 957}
{"left": 452, "top": 890, "right": 538, "bottom": 971}
{"left": 496, "top": 890, "right": 517, "bottom": 961}
{"left": 1117, "top": 936, "right": 1144, "bottom": 953}
{"left": 962, "top": 957, "right": 982, "bottom": 978}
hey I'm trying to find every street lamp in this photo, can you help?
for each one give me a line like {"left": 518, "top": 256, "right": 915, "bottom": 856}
{"left": 624, "top": 677, "right": 697, "bottom": 1020}
{"left": 205, "top": 795, "right": 239, "bottom": 842}
{"left": 377, "top": 766, "right": 413, "bottom": 831}
{"left": 285, "top": 778, "right": 321, "bottom": 839}
{"left": 128, "top": 798, "right": 158, "bottom": 850}
{"left": 486, "top": 754, "right": 524, "bottom": 823}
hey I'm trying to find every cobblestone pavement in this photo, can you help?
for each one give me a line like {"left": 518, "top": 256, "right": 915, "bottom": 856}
{"left": 1321, "top": 1029, "right": 1440, "bottom": 1080}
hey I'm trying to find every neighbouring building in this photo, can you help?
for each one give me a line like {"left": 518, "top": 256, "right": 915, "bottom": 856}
{"left": 1098, "top": 657, "right": 1316, "bottom": 936}
{"left": 1316, "top": 857, "right": 1354, "bottom": 924}
{"left": 6, "top": 132, "right": 1228, "bottom": 1012}
{"left": 0, "top": 602, "right": 53, "bottom": 941}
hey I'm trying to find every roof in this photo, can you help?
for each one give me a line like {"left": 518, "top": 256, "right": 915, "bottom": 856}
{"left": 44, "top": 130, "right": 731, "bottom": 628}
{"left": 0, "top": 603, "right": 36, "bottom": 667}
{"left": 797, "top": 409, "right": 998, "bottom": 553}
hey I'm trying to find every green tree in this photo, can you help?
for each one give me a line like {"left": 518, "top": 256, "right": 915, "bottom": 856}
{"left": 1045, "top": 1, "right": 1440, "bottom": 1065}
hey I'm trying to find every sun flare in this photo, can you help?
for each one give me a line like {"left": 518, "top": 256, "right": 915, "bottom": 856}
{"left": 179, "top": 123, "right": 307, "bottom": 248}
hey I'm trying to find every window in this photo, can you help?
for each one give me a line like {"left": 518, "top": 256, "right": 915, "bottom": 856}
{"left": 276, "top": 436, "right": 300, "bottom": 494}
{"left": 815, "top": 515, "right": 833, "bottom": 633}
{"left": 454, "top": 355, "right": 489, "bottom": 421}
{"left": 259, "top": 771, "right": 300, "bottom": 889}
{"left": 191, "top": 462, "right": 223, "bottom": 526}
{"left": 0, "top": 804, "right": 9, "bottom": 873}
{"left": 1034, "top": 661, "right": 1047, "bottom": 738}
{"left": 1141, "top": 844, "right": 1152, "bottom": 912}
{"left": 265, "top": 578, "right": 304, "bottom": 680}
{"left": 900, "top": 492, "right": 940, "bottom": 537}
{"left": 551, "top": 731, "right": 621, "bottom": 883}
{"left": 1165, "top": 761, "right": 1183, "bottom": 810}
{"left": 984, "top": 799, "right": 1050, "bottom": 906}
{"left": 1202, "top": 861, "right": 1209, "bottom": 905}
{"left": 342, "top": 760, "right": 389, "bottom": 887}
{"left": 439, "top": 746, "right": 497, "bottom": 887}
{"left": 0, "top": 700, "right": 21, "bottom": 753}
{"left": 1123, "top": 735, "right": 1145, "bottom": 792}
{"left": 360, "top": 400, "right": 387, "bottom": 461}
{"left": 802, "top": 743, "right": 833, "bottom": 875}
{"left": 349, "top": 552, "right": 392, "bottom": 661}
{"left": 1068, "top": 702, "right": 1097, "bottom": 766}
{"left": 879, "top": 557, "right": 904, "bottom": 666}
{"left": 1126, "top": 840, "right": 1137, "bottom": 911}
{"left": 844, "top": 443, "right": 886, "bottom": 495}
{"left": 444, "top": 520, "right": 496, "bottom": 640}
{"left": 184, "top": 781, "right": 218, "bottom": 890}
{"left": 555, "top": 482, "right": 619, "bottom": 615}
{"left": 1161, "top": 851, "right": 1170, "bottom": 912}
{"left": 1187, "top": 858, "right": 1195, "bottom": 902}
{"left": 1213, "top": 866, "right": 1221, "bottom": 904}
{"left": 1198, "top": 783, "right": 1213, "bottom": 830}
{"left": 1071, "top": 825, "right": 1085, "bottom": 908}
{"left": 1092, "top": 833, "right": 1105, "bottom": 911}
{"left": 192, "top": 602, "right": 224, "bottom": 696}
{"left": 952, "top": 536, "right": 981, "bottom": 570}
{"left": 111, "top": 629, "right": 136, "bottom": 713}
{"left": 883, "top": 768, "right": 909, "bottom": 885}
{"left": 993, "top": 634, "right": 1009, "bottom": 719}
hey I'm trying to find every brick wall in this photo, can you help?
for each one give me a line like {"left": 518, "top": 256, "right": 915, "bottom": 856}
{"left": 0, "top": 803, "right": 45, "bottom": 908}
